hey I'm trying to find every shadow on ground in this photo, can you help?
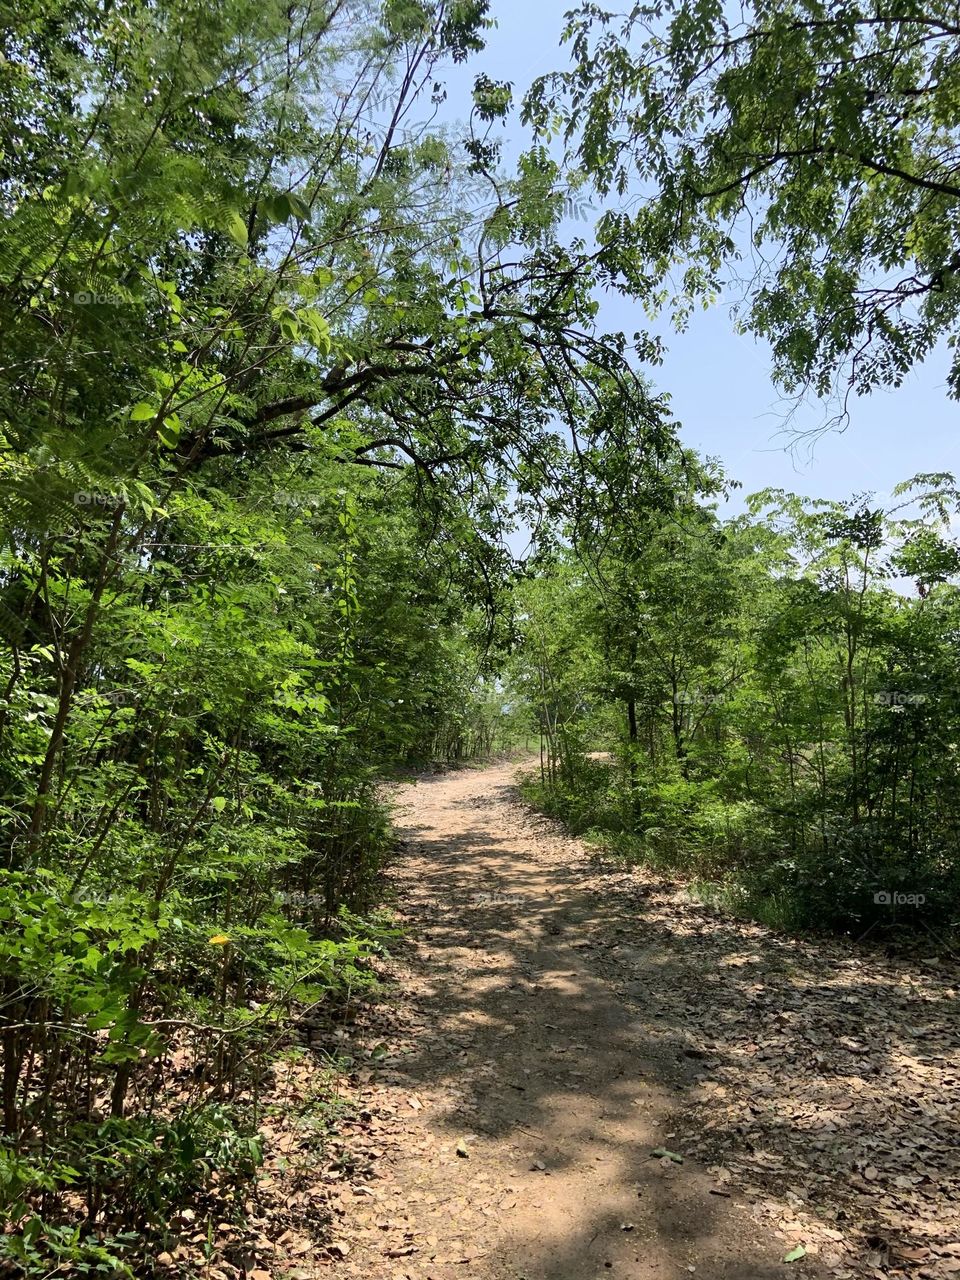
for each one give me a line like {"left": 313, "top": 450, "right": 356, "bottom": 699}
{"left": 326, "top": 765, "right": 959, "bottom": 1280}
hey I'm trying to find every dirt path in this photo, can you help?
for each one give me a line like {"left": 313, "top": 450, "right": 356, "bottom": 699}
{"left": 317, "top": 761, "right": 959, "bottom": 1280}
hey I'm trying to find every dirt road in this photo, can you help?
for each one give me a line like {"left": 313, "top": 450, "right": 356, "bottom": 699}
{"left": 322, "top": 762, "right": 958, "bottom": 1280}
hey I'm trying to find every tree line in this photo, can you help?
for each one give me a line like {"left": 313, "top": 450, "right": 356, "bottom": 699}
{"left": 512, "top": 465, "right": 960, "bottom": 933}
{"left": 2, "top": 0, "right": 958, "bottom": 1274}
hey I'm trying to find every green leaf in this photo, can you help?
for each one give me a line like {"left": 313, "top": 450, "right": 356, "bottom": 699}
{"left": 157, "top": 414, "right": 182, "bottom": 448}
{"left": 129, "top": 402, "right": 156, "bottom": 421}
{"left": 650, "top": 1148, "right": 683, "bottom": 1163}
{"left": 225, "top": 210, "right": 249, "bottom": 247}
{"left": 783, "top": 1246, "right": 806, "bottom": 1263}
{"left": 300, "top": 308, "right": 331, "bottom": 355}
{"left": 265, "top": 192, "right": 292, "bottom": 223}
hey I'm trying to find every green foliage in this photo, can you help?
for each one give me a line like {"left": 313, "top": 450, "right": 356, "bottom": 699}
{"left": 0, "top": 1104, "right": 261, "bottom": 1275}
{"left": 0, "top": 0, "right": 679, "bottom": 1263}
{"left": 516, "top": 473, "right": 960, "bottom": 936}
{"left": 9, "top": 0, "right": 958, "bottom": 1266}
{"left": 526, "top": 1, "right": 960, "bottom": 404}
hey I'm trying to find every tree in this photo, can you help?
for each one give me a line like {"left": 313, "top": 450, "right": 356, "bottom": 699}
{"left": 517, "top": 468, "right": 960, "bottom": 930}
{"left": 525, "top": 0, "right": 960, "bottom": 410}
{"left": 0, "top": 2, "right": 682, "bottom": 1265}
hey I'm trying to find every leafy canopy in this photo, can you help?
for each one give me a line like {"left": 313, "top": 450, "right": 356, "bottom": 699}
{"left": 525, "top": 1, "right": 960, "bottom": 410}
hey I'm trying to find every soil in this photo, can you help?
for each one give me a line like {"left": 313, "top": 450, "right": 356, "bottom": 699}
{"left": 289, "top": 760, "right": 959, "bottom": 1280}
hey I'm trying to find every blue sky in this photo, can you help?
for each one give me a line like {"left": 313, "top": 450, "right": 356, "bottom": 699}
{"left": 439, "top": 0, "right": 959, "bottom": 514}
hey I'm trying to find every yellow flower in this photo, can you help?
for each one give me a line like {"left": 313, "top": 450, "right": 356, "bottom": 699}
{"left": 208, "top": 933, "right": 230, "bottom": 946}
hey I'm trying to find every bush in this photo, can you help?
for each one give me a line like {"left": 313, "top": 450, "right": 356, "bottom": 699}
{"left": 0, "top": 1105, "right": 262, "bottom": 1275}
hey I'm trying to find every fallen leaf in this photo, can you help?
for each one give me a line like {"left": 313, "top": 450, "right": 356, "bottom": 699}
{"left": 651, "top": 1147, "right": 683, "bottom": 1163}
